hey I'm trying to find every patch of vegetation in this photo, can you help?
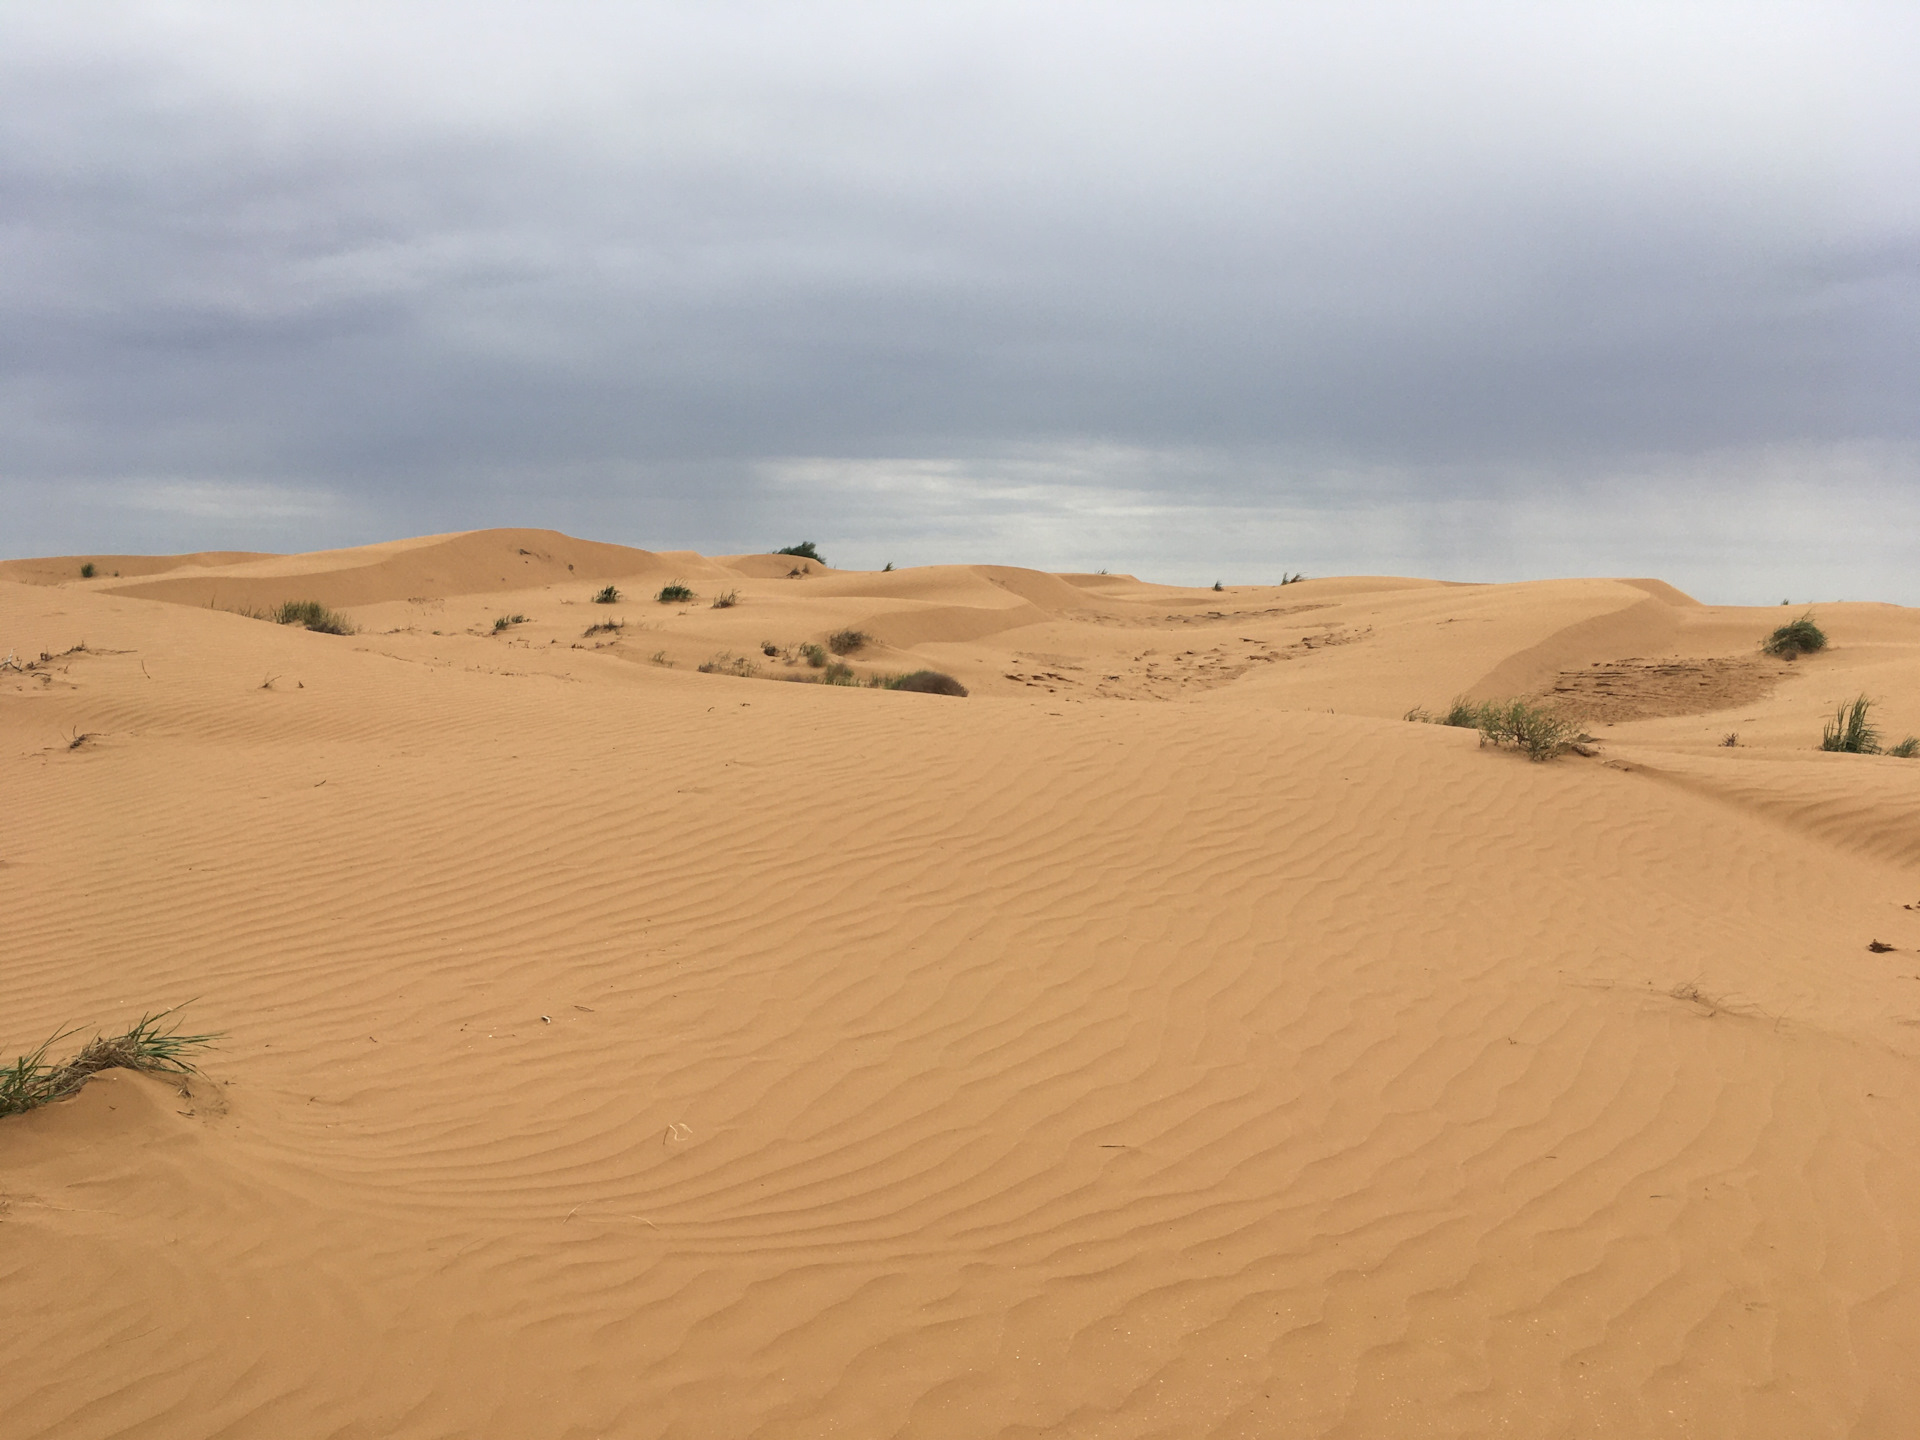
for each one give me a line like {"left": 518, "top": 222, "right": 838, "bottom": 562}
{"left": 712, "top": 591, "right": 739, "bottom": 609}
{"left": 2, "top": 1007, "right": 218, "bottom": 1118}
{"left": 582, "top": 619, "right": 623, "bottom": 637}
{"left": 1279, "top": 572, "right": 1304, "bottom": 585}
{"left": 656, "top": 582, "right": 694, "bottom": 604}
{"left": 493, "top": 613, "right": 529, "bottom": 632}
{"left": 272, "top": 600, "right": 355, "bottom": 635}
{"left": 882, "top": 670, "right": 969, "bottom": 697}
{"left": 79, "top": 562, "right": 96, "bottom": 578}
{"left": 1721, "top": 732, "right": 1740, "bottom": 747}
{"left": 1889, "top": 736, "right": 1920, "bottom": 759}
{"left": 800, "top": 642, "right": 828, "bottom": 668}
{"left": 774, "top": 541, "right": 822, "bottom": 561}
{"left": 1408, "top": 697, "right": 1486, "bottom": 728}
{"left": 820, "top": 661, "right": 858, "bottom": 685}
{"left": 761, "top": 641, "right": 779, "bottom": 656}
{"left": 1213, "top": 580, "right": 1224, "bottom": 591}
{"left": 828, "top": 628, "right": 870, "bottom": 655}
{"left": 1473, "top": 698, "right": 1575, "bottom": 761}
{"left": 592, "top": 585, "right": 621, "bottom": 604}
{"left": 882, "top": 561, "right": 894, "bottom": 572}
{"left": 1764, "top": 612, "right": 1827, "bottom": 659}
{"left": 1821, "top": 695, "right": 1882, "bottom": 753}
{"left": 697, "top": 653, "right": 757, "bottom": 677}
{"left": 648, "top": 650, "right": 672, "bottom": 666}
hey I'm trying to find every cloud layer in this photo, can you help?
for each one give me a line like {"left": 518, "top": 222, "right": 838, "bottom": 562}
{"left": 4, "top": 2, "right": 1916, "bottom": 598}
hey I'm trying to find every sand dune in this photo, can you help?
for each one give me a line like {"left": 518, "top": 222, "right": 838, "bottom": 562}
{"left": 5, "top": 530, "right": 1920, "bottom": 1438}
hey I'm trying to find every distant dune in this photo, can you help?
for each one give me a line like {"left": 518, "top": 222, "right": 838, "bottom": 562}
{"left": 4, "top": 529, "right": 1919, "bottom": 1438}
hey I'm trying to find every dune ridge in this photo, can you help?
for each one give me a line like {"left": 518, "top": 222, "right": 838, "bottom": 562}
{"left": 4, "top": 530, "right": 1920, "bottom": 1438}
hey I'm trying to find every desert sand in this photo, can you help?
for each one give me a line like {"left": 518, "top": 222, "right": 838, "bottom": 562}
{"left": 4, "top": 527, "right": 1919, "bottom": 1439}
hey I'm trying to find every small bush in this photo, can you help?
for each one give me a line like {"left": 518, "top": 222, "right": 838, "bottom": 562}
{"left": 1821, "top": 695, "right": 1881, "bottom": 753}
{"left": 820, "top": 661, "right": 857, "bottom": 685}
{"left": 774, "top": 541, "right": 822, "bottom": 561}
{"left": 1440, "top": 697, "right": 1483, "bottom": 728}
{"left": 1476, "top": 698, "right": 1574, "bottom": 761}
{"left": 1888, "top": 736, "right": 1920, "bottom": 759}
{"left": 79, "top": 562, "right": 96, "bottom": 578}
{"left": 273, "top": 600, "right": 354, "bottom": 635}
{"left": 592, "top": 585, "right": 621, "bottom": 604}
{"left": 801, "top": 642, "right": 828, "bottom": 668}
{"left": 698, "top": 653, "right": 756, "bottom": 677}
{"left": 712, "top": 591, "right": 739, "bottom": 609}
{"left": 493, "top": 613, "right": 528, "bottom": 632}
{"left": 1212, "top": 580, "right": 1224, "bottom": 591}
{"left": 1764, "top": 612, "right": 1827, "bottom": 658}
{"left": 583, "top": 619, "right": 623, "bottom": 637}
{"left": 657, "top": 583, "right": 694, "bottom": 604}
{"left": 828, "top": 628, "right": 869, "bottom": 655}
{"left": 882, "top": 561, "right": 894, "bottom": 572}
{"left": 884, "top": 670, "right": 969, "bottom": 697}
{"left": 761, "top": 642, "right": 779, "bottom": 657}
{"left": 2, "top": 1006, "right": 217, "bottom": 1118}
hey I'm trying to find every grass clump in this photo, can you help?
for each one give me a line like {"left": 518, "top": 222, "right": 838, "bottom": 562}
{"left": 1470, "top": 698, "right": 1574, "bottom": 761}
{"left": 583, "top": 619, "right": 623, "bottom": 637}
{"left": 712, "top": 590, "right": 739, "bottom": 609}
{"left": 698, "top": 653, "right": 756, "bottom": 677}
{"left": 882, "top": 670, "right": 969, "bottom": 697}
{"left": 1888, "top": 736, "right": 1920, "bottom": 759}
{"left": 656, "top": 582, "right": 694, "bottom": 604}
{"left": 273, "top": 600, "right": 354, "bottom": 635}
{"left": 592, "top": 584, "right": 621, "bottom": 604}
{"left": 648, "top": 650, "right": 672, "bottom": 666}
{"left": 828, "top": 628, "right": 870, "bottom": 655}
{"left": 1820, "top": 695, "right": 1882, "bottom": 753}
{"left": 79, "top": 562, "right": 96, "bottom": 578}
{"left": 800, "top": 642, "right": 828, "bottom": 668}
{"left": 774, "top": 541, "right": 821, "bottom": 561}
{"left": 2, "top": 1007, "right": 218, "bottom": 1118}
{"left": 1764, "top": 612, "right": 1827, "bottom": 659}
{"left": 820, "top": 661, "right": 857, "bottom": 685}
{"left": 493, "top": 613, "right": 529, "bottom": 632}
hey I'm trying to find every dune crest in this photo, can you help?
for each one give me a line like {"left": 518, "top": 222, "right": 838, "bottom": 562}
{"left": 4, "top": 530, "right": 1920, "bottom": 1438}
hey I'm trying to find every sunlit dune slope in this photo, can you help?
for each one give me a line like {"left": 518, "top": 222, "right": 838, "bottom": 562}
{"left": 4, "top": 529, "right": 1920, "bottom": 1439}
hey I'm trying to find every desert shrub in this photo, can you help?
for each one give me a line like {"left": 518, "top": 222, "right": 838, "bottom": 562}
{"left": 79, "top": 562, "right": 96, "bottom": 578}
{"left": 493, "top": 613, "right": 528, "bottom": 632}
{"left": 648, "top": 650, "right": 672, "bottom": 666}
{"left": 656, "top": 582, "right": 694, "bottom": 604}
{"left": 1280, "top": 572, "right": 1304, "bottom": 585}
{"left": 1476, "top": 698, "right": 1573, "bottom": 761}
{"left": 1821, "top": 695, "right": 1881, "bottom": 753}
{"left": 1721, "top": 732, "right": 1740, "bottom": 747}
{"left": 583, "top": 619, "right": 623, "bottom": 636}
{"left": 273, "top": 600, "right": 354, "bottom": 635}
{"left": 1888, "top": 736, "right": 1920, "bottom": 759}
{"left": 592, "top": 584, "right": 620, "bottom": 604}
{"left": 697, "top": 653, "right": 756, "bottom": 677}
{"left": 2, "top": 1007, "right": 217, "bottom": 1118}
{"left": 1212, "top": 581, "right": 1224, "bottom": 591}
{"left": 820, "top": 661, "right": 857, "bottom": 685}
{"left": 800, "top": 642, "right": 828, "bottom": 668}
{"left": 885, "top": 670, "right": 969, "bottom": 697}
{"left": 1403, "top": 706, "right": 1433, "bottom": 723}
{"left": 828, "top": 628, "right": 869, "bottom": 655}
{"left": 774, "top": 541, "right": 821, "bottom": 561}
{"left": 760, "top": 641, "right": 779, "bottom": 656}
{"left": 712, "top": 591, "right": 739, "bottom": 609}
{"left": 1764, "top": 612, "right": 1827, "bottom": 658}
{"left": 882, "top": 561, "right": 894, "bottom": 572}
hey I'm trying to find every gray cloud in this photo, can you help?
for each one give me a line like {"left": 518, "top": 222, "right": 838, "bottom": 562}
{"left": 4, "top": 2, "right": 1917, "bottom": 598}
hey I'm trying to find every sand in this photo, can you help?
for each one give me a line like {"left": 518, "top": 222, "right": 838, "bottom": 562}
{"left": 4, "top": 528, "right": 1919, "bottom": 1438}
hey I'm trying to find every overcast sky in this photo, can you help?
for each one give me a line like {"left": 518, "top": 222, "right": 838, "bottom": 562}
{"left": 3, "top": 2, "right": 1916, "bottom": 599}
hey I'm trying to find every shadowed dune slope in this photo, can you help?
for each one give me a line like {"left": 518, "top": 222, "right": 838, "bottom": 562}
{"left": 4, "top": 532, "right": 1920, "bottom": 1439}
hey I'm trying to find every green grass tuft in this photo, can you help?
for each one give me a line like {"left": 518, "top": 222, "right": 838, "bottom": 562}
{"left": 697, "top": 653, "right": 756, "bottom": 677}
{"left": 1820, "top": 695, "right": 1882, "bottom": 753}
{"left": 828, "top": 628, "right": 869, "bottom": 655}
{"left": 493, "top": 613, "right": 529, "bottom": 632}
{"left": 1763, "top": 612, "right": 1827, "bottom": 658}
{"left": 272, "top": 600, "right": 354, "bottom": 635}
{"left": 582, "top": 619, "right": 622, "bottom": 637}
{"left": 1, "top": 1007, "right": 219, "bottom": 1118}
{"left": 819, "top": 661, "right": 857, "bottom": 685}
{"left": 774, "top": 541, "right": 821, "bottom": 561}
{"left": 79, "top": 562, "right": 96, "bottom": 578}
{"left": 712, "top": 591, "right": 738, "bottom": 609}
{"left": 592, "top": 584, "right": 621, "bottom": 604}
{"left": 800, "top": 642, "right": 828, "bottom": 668}
{"left": 1888, "top": 736, "right": 1919, "bottom": 759}
{"left": 656, "top": 582, "right": 694, "bottom": 604}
